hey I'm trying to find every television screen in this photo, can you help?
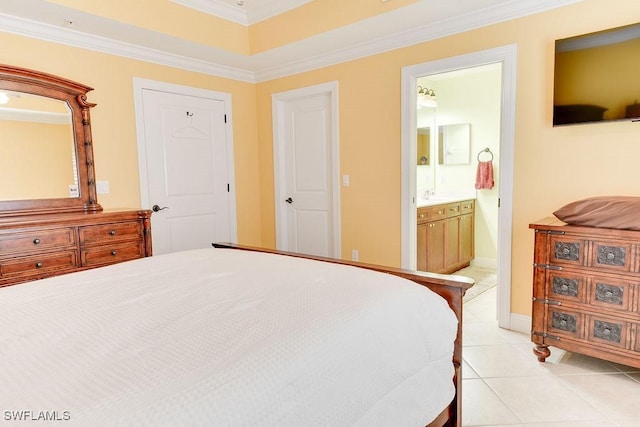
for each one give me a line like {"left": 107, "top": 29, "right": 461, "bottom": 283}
{"left": 553, "top": 22, "right": 640, "bottom": 126}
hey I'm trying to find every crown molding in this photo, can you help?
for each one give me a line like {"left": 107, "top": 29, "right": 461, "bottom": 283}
{"left": 253, "top": 0, "right": 583, "bottom": 82}
{"left": 0, "top": 0, "right": 582, "bottom": 84}
{"left": 0, "top": 12, "right": 256, "bottom": 83}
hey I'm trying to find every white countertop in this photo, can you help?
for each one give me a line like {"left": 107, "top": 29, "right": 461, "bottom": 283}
{"left": 417, "top": 197, "right": 474, "bottom": 208}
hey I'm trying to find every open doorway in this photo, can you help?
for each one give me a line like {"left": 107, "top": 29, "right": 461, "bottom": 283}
{"left": 401, "top": 45, "right": 518, "bottom": 331}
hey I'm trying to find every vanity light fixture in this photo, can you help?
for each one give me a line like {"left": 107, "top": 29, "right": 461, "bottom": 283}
{"left": 417, "top": 86, "right": 437, "bottom": 108}
{"left": 0, "top": 92, "right": 8, "bottom": 104}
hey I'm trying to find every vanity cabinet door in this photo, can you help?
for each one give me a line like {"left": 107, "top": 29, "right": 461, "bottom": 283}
{"left": 425, "top": 219, "right": 446, "bottom": 273}
{"left": 459, "top": 213, "right": 474, "bottom": 265}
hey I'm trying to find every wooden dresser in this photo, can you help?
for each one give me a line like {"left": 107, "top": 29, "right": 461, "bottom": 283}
{"left": 530, "top": 217, "right": 640, "bottom": 368}
{"left": 0, "top": 210, "right": 152, "bottom": 288}
{"left": 417, "top": 199, "right": 474, "bottom": 274}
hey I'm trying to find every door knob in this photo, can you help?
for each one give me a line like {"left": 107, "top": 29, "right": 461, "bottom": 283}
{"left": 285, "top": 197, "right": 293, "bottom": 204}
{"left": 152, "top": 204, "right": 169, "bottom": 212}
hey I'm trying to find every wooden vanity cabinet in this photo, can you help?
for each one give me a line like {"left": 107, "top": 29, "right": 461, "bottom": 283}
{"left": 0, "top": 210, "right": 152, "bottom": 288}
{"left": 529, "top": 218, "right": 640, "bottom": 368}
{"left": 417, "top": 199, "right": 474, "bottom": 274}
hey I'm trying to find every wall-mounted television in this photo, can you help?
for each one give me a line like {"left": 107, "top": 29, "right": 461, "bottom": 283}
{"left": 553, "top": 22, "right": 640, "bottom": 126}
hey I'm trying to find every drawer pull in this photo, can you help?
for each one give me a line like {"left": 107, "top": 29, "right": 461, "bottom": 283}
{"left": 606, "top": 252, "right": 615, "bottom": 260}
{"left": 111, "top": 250, "right": 117, "bottom": 256}
{"left": 438, "top": 210, "right": 443, "bottom": 215}
{"left": 33, "top": 238, "right": 41, "bottom": 245}
{"left": 109, "top": 230, "right": 117, "bottom": 236}
{"left": 35, "top": 262, "right": 43, "bottom": 268}
{"left": 419, "top": 214, "right": 425, "bottom": 219}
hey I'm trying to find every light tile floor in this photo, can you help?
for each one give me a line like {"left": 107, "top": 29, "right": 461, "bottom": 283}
{"left": 462, "top": 286, "right": 640, "bottom": 426}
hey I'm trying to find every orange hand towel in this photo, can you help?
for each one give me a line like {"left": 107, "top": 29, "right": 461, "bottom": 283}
{"left": 475, "top": 160, "right": 494, "bottom": 190}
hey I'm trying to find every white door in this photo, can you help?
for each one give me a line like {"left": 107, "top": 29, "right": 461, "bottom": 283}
{"left": 136, "top": 85, "right": 236, "bottom": 255}
{"left": 273, "top": 82, "right": 340, "bottom": 258}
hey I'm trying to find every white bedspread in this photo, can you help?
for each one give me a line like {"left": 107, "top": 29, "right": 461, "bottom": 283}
{"left": 0, "top": 248, "right": 457, "bottom": 426}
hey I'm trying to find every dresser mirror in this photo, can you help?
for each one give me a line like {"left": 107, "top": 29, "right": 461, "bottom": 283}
{"left": 0, "top": 65, "right": 101, "bottom": 217}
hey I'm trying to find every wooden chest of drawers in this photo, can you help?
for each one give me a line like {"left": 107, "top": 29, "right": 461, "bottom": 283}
{"left": 530, "top": 217, "right": 640, "bottom": 368}
{"left": 0, "top": 210, "right": 152, "bottom": 288}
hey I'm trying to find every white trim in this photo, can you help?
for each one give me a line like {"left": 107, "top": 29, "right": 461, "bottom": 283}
{"left": 132, "top": 77, "right": 238, "bottom": 244}
{"left": 272, "top": 81, "right": 341, "bottom": 258}
{"left": 0, "top": 1, "right": 580, "bottom": 83}
{"left": 401, "top": 44, "right": 517, "bottom": 330}
{"left": 509, "top": 313, "right": 532, "bottom": 335}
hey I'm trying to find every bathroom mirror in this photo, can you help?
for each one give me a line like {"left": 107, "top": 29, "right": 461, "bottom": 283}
{"left": 438, "top": 123, "right": 471, "bottom": 165}
{"left": 417, "top": 127, "right": 430, "bottom": 165}
{"left": 0, "top": 65, "right": 101, "bottom": 217}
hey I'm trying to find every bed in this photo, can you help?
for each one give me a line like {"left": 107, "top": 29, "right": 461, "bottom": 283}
{"left": 0, "top": 243, "right": 472, "bottom": 426}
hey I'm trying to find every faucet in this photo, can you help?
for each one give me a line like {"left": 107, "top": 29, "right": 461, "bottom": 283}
{"left": 423, "top": 189, "right": 435, "bottom": 200}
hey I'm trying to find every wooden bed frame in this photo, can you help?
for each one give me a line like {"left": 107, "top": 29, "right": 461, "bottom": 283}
{"left": 213, "top": 243, "right": 473, "bottom": 427}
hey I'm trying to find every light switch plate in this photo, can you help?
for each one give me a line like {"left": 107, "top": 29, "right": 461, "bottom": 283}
{"left": 96, "top": 180, "right": 110, "bottom": 194}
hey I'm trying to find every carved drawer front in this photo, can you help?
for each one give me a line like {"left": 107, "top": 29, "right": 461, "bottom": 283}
{"left": 548, "top": 271, "right": 586, "bottom": 304}
{"left": 548, "top": 235, "right": 586, "bottom": 267}
{"left": 79, "top": 221, "right": 142, "bottom": 246}
{"left": 547, "top": 307, "right": 584, "bottom": 340}
{"left": 446, "top": 202, "right": 461, "bottom": 218}
{"left": 81, "top": 242, "right": 144, "bottom": 267}
{"left": 0, "top": 250, "right": 78, "bottom": 279}
{"left": 460, "top": 200, "right": 474, "bottom": 215}
{"left": 586, "top": 315, "right": 629, "bottom": 349}
{"left": 0, "top": 228, "right": 76, "bottom": 254}
{"left": 587, "top": 277, "right": 634, "bottom": 312}
{"left": 590, "top": 240, "right": 633, "bottom": 272}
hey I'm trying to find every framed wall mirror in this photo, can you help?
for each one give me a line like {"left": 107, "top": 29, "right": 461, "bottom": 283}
{"left": 438, "top": 123, "right": 471, "bottom": 165}
{"left": 0, "top": 65, "right": 101, "bottom": 217}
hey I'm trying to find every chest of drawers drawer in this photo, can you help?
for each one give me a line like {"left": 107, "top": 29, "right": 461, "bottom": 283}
{"left": 0, "top": 228, "right": 76, "bottom": 255}
{"left": 0, "top": 250, "right": 78, "bottom": 280}
{"left": 81, "top": 242, "right": 144, "bottom": 267}
{"left": 79, "top": 221, "right": 143, "bottom": 246}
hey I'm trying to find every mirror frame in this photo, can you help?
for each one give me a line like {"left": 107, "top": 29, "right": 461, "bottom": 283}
{"left": 0, "top": 65, "right": 102, "bottom": 217}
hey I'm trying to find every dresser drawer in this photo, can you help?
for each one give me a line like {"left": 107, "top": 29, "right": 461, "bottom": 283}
{"left": 587, "top": 277, "right": 635, "bottom": 313}
{"left": 0, "top": 228, "right": 76, "bottom": 254}
{"left": 548, "top": 235, "right": 587, "bottom": 267}
{"left": 589, "top": 240, "right": 634, "bottom": 273}
{"left": 81, "top": 242, "right": 144, "bottom": 267}
{"left": 546, "top": 307, "right": 584, "bottom": 340}
{"left": 79, "top": 221, "right": 143, "bottom": 245}
{"left": 586, "top": 315, "right": 631, "bottom": 350}
{"left": 0, "top": 250, "right": 78, "bottom": 279}
{"left": 547, "top": 270, "right": 587, "bottom": 304}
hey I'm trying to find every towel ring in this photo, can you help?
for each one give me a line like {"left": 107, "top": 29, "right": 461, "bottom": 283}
{"left": 477, "top": 148, "right": 494, "bottom": 162}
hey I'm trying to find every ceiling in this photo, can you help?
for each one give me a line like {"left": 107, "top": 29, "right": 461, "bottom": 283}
{"left": 0, "top": 0, "right": 581, "bottom": 83}
{"left": 170, "top": 0, "right": 313, "bottom": 25}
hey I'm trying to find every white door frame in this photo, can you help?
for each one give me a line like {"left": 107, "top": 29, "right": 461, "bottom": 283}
{"left": 401, "top": 45, "right": 517, "bottom": 330}
{"left": 272, "top": 81, "right": 341, "bottom": 257}
{"left": 132, "top": 77, "right": 238, "bottom": 244}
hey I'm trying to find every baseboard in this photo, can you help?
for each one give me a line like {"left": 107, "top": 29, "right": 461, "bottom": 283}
{"left": 509, "top": 313, "right": 531, "bottom": 334}
{"left": 470, "top": 257, "right": 497, "bottom": 269}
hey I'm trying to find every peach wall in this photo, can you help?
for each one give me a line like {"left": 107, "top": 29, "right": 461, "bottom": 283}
{"left": 256, "top": 0, "right": 640, "bottom": 316}
{"left": 1, "top": 32, "right": 262, "bottom": 246}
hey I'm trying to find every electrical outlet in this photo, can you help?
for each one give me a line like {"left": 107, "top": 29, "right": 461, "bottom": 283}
{"left": 352, "top": 249, "right": 359, "bottom": 261}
